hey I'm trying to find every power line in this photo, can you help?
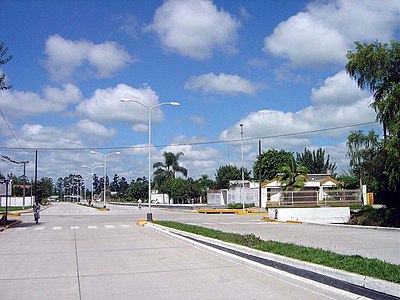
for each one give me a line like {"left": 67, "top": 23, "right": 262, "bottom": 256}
{"left": 0, "top": 108, "right": 32, "bottom": 153}
{"left": 0, "top": 121, "right": 378, "bottom": 152}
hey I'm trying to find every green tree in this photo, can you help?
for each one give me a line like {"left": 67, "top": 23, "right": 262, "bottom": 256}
{"left": 126, "top": 177, "right": 148, "bottom": 201}
{"left": 35, "top": 177, "right": 54, "bottom": 200}
{"left": 153, "top": 151, "right": 187, "bottom": 188}
{"left": 0, "top": 42, "right": 12, "bottom": 90}
{"left": 346, "top": 130, "right": 386, "bottom": 195}
{"left": 346, "top": 41, "right": 400, "bottom": 193}
{"left": 119, "top": 177, "right": 129, "bottom": 194}
{"left": 111, "top": 174, "right": 120, "bottom": 192}
{"left": 195, "top": 174, "right": 215, "bottom": 202}
{"left": 55, "top": 177, "right": 63, "bottom": 197}
{"left": 215, "top": 164, "right": 251, "bottom": 189}
{"left": 296, "top": 148, "right": 336, "bottom": 174}
{"left": 277, "top": 157, "right": 308, "bottom": 191}
{"left": 92, "top": 174, "right": 101, "bottom": 194}
{"left": 167, "top": 178, "right": 189, "bottom": 204}
{"left": 253, "top": 149, "right": 293, "bottom": 181}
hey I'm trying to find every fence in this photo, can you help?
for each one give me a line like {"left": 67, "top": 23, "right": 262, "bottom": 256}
{"left": 268, "top": 189, "right": 362, "bottom": 207}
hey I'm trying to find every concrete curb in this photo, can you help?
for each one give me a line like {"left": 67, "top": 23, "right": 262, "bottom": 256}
{"left": 146, "top": 222, "right": 400, "bottom": 299}
{"left": 304, "top": 221, "right": 400, "bottom": 232}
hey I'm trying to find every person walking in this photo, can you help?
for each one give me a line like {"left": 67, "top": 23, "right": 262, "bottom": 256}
{"left": 33, "top": 201, "right": 41, "bottom": 224}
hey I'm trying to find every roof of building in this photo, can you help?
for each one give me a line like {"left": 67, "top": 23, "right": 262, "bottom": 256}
{"left": 261, "top": 174, "right": 340, "bottom": 188}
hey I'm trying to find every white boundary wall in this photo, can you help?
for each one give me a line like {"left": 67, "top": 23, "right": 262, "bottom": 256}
{"left": 268, "top": 207, "right": 350, "bottom": 223}
{"left": 0, "top": 196, "right": 34, "bottom": 207}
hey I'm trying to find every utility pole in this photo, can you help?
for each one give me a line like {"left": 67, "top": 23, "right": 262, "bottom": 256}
{"left": 258, "top": 140, "right": 262, "bottom": 208}
{"left": 240, "top": 124, "right": 244, "bottom": 211}
{"left": 35, "top": 150, "right": 38, "bottom": 203}
{"left": 22, "top": 161, "right": 29, "bottom": 209}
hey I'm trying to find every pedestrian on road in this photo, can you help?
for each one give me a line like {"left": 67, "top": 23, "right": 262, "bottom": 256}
{"left": 33, "top": 201, "right": 41, "bottom": 224}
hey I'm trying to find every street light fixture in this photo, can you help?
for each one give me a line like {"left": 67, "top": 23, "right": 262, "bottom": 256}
{"left": 82, "top": 164, "right": 103, "bottom": 205}
{"left": 90, "top": 151, "right": 120, "bottom": 208}
{"left": 121, "top": 98, "right": 180, "bottom": 221}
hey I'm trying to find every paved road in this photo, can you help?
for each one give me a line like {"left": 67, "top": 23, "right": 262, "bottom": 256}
{"left": 0, "top": 202, "right": 368, "bottom": 300}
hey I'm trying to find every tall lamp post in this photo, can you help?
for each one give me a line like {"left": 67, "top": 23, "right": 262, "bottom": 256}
{"left": 90, "top": 151, "right": 120, "bottom": 208}
{"left": 82, "top": 164, "right": 103, "bottom": 205}
{"left": 121, "top": 98, "right": 180, "bottom": 222}
{"left": 240, "top": 123, "right": 245, "bottom": 211}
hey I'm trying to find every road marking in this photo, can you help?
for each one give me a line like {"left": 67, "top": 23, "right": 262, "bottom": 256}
{"left": 88, "top": 225, "right": 97, "bottom": 229}
{"left": 121, "top": 224, "right": 132, "bottom": 228}
{"left": 70, "top": 226, "right": 79, "bottom": 230}
{"left": 15, "top": 228, "right": 27, "bottom": 231}
{"left": 34, "top": 227, "right": 45, "bottom": 231}
{"left": 52, "top": 226, "right": 62, "bottom": 230}
{"left": 105, "top": 225, "right": 116, "bottom": 229}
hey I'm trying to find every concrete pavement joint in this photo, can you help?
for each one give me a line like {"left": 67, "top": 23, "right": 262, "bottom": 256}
{"left": 147, "top": 222, "right": 400, "bottom": 300}
{"left": 73, "top": 227, "right": 82, "bottom": 300}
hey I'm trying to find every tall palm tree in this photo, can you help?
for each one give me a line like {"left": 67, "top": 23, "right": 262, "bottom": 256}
{"left": 153, "top": 152, "right": 187, "bottom": 188}
{"left": 277, "top": 157, "right": 308, "bottom": 191}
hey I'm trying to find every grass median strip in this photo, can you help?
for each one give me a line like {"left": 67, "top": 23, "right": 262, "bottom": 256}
{"left": 156, "top": 220, "right": 400, "bottom": 284}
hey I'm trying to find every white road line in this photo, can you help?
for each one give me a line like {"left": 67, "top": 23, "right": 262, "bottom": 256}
{"left": 121, "top": 224, "right": 132, "bottom": 228}
{"left": 34, "top": 227, "right": 45, "bottom": 231}
{"left": 15, "top": 228, "right": 27, "bottom": 231}
{"left": 70, "top": 226, "right": 79, "bottom": 230}
{"left": 88, "top": 225, "right": 98, "bottom": 229}
{"left": 105, "top": 225, "right": 116, "bottom": 229}
{"left": 52, "top": 226, "right": 62, "bottom": 230}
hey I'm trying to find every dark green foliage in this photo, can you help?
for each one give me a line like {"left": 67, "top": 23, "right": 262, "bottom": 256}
{"left": 125, "top": 177, "right": 148, "bottom": 201}
{"left": 277, "top": 156, "right": 308, "bottom": 191}
{"left": 253, "top": 149, "right": 293, "bottom": 181}
{"left": 214, "top": 164, "right": 251, "bottom": 189}
{"left": 296, "top": 148, "right": 336, "bottom": 174}
{"left": 153, "top": 152, "right": 187, "bottom": 189}
{"left": 346, "top": 129, "right": 399, "bottom": 206}
{"left": 227, "top": 203, "right": 254, "bottom": 209}
{"left": 349, "top": 207, "right": 400, "bottom": 228}
{"left": 346, "top": 41, "right": 400, "bottom": 201}
{"left": 156, "top": 221, "right": 400, "bottom": 283}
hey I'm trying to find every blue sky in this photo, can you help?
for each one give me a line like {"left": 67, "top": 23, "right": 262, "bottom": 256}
{"left": 0, "top": 0, "right": 399, "bottom": 182}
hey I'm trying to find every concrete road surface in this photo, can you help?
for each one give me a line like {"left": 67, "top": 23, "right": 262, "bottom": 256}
{"left": 0, "top": 202, "right": 369, "bottom": 300}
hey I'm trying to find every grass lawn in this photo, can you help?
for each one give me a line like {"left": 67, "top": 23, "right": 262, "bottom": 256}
{"left": 156, "top": 220, "right": 400, "bottom": 283}
{"left": 0, "top": 206, "right": 32, "bottom": 213}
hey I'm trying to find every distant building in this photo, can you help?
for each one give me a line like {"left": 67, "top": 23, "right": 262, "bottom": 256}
{"left": 207, "top": 174, "right": 346, "bottom": 207}
{"left": 261, "top": 174, "right": 340, "bottom": 207}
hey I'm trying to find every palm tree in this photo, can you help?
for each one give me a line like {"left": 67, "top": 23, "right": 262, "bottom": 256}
{"left": 277, "top": 157, "right": 308, "bottom": 191}
{"left": 153, "top": 152, "right": 187, "bottom": 188}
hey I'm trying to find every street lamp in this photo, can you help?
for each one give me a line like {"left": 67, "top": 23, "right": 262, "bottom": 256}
{"left": 90, "top": 151, "right": 120, "bottom": 208}
{"left": 240, "top": 123, "right": 245, "bottom": 211}
{"left": 82, "top": 164, "right": 103, "bottom": 206}
{"left": 121, "top": 98, "right": 180, "bottom": 221}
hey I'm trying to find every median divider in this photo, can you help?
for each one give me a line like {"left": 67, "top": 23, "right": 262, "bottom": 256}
{"left": 136, "top": 219, "right": 158, "bottom": 226}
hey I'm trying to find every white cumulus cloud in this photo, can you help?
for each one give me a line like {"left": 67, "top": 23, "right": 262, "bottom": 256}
{"left": 311, "top": 70, "right": 370, "bottom": 105}
{"left": 185, "top": 72, "right": 261, "bottom": 95}
{"left": 0, "top": 83, "right": 82, "bottom": 118}
{"left": 45, "top": 34, "right": 133, "bottom": 81}
{"left": 220, "top": 70, "right": 377, "bottom": 150}
{"left": 75, "top": 119, "right": 116, "bottom": 138}
{"left": 146, "top": 0, "right": 240, "bottom": 59}
{"left": 76, "top": 83, "right": 163, "bottom": 123}
{"left": 263, "top": 0, "right": 399, "bottom": 67}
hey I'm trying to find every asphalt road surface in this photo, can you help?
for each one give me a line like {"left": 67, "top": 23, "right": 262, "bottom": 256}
{"left": 0, "top": 202, "right": 397, "bottom": 300}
